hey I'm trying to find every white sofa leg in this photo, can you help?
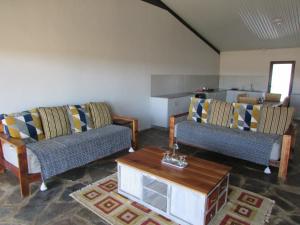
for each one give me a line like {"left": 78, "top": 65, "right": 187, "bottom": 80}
{"left": 128, "top": 147, "right": 135, "bottom": 153}
{"left": 40, "top": 182, "right": 48, "bottom": 191}
{"left": 264, "top": 167, "right": 271, "bottom": 174}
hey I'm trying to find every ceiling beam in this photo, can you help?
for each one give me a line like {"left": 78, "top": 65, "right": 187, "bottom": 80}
{"left": 141, "top": 0, "right": 220, "bottom": 54}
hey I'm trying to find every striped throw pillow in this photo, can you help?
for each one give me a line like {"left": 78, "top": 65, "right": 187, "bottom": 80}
{"left": 187, "top": 97, "right": 212, "bottom": 123}
{"left": 38, "top": 106, "right": 71, "bottom": 139}
{"left": 208, "top": 100, "right": 233, "bottom": 127}
{"left": 67, "top": 104, "right": 93, "bottom": 133}
{"left": 89, "top": 102, "right": 112, "bottom": 128}
{"left": 1, "top": 109, "right": 45, "bottom": 141}
{"left": 258, "top": 106, "right": 294, "bottom": 135}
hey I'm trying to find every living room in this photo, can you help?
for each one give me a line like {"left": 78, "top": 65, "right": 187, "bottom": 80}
{"left": 0, "top": 0, "right": 299, "bottom": 225}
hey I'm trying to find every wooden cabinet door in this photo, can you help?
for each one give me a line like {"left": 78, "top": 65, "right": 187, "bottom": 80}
{"left": 118, "top": 164, "right": 142, "bottom": 199}
{"left": 170, "top": 184, "right": 206, "bottom": 225}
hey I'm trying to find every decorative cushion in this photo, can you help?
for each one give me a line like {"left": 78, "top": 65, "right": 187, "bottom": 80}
{"left": 67, "top": 104, "right": 93, "bottom": 133}
{"left": 0, "top": 114, "right": 6, "bottom": 132}
{"left": 231, "top": 103, "right": 261, "bottom": 131}
{"left": 1, "top": 109, "right": 45, "bottom": 141}
{"left": 208, "top": 100, "right": 233, "bottom": 127}
{"left": 187, "top": 97, "right": 212, "bottom": 123}
{"left": 258, "top": 106, "right": 294, "bottom": 135}
{"left": 38, "top": 106, "right": 71, "bottom": 139}
{"left": 89, "top": 102, "right": 112, "bottom": 128}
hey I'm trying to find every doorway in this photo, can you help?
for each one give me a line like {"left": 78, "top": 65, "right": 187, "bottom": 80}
{"left": 268, "top": 61, "right": 296, "bottom": 101}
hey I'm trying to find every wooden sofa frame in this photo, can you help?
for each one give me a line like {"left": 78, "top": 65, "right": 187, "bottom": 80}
{"left": 169, "top": 112, "right": 296, "bottom": 180}
{"left": 0, "top": 115, "right": 138, "bottom": 197}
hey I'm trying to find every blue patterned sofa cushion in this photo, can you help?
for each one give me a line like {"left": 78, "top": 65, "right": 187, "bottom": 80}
{"left": 175, "top": 120, "right": 281, "bottom": 166}
{"left": 27, "top": 124, "right": 131, "bottom": 180}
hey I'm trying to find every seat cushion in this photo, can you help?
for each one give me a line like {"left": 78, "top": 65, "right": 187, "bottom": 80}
{"left": 39, "top": 106, "right": 71, "bottom": 139}
{"left": 258, "top": 106, "right": 294, "bottom": 135}
{"left": 175, "top": 121, "right": 281, "bottom": 165}
{"left": 1, "top": 109, "right": 45, "bottom": 141}
{"left": 67, "top": 104, "right": 93, "bottom": 133}
{"left": 89, "top": 102, "right": 112, "bottom": 128}
{"left": 208, "top": 100, "right": 233, "bottom": 127}
{"left": 27, "top": 124, "right": 131, "bottom": 180}
{"left": 187, "top": 97, "right": 212, "bottom": 123}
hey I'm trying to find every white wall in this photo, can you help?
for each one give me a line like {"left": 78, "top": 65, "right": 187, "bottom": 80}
{"left": 220, "top": 48, "right": 300, "bottom": 91}
{"left": 219, "top": 48, "right": 300, "bottom": 117}
{"left": 0, "top": 0, "right": 219, "bottom": 130}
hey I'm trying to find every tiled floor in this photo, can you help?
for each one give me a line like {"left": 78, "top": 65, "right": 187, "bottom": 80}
{"left": 0, "top": 127, "right": 300, "bottom": 225}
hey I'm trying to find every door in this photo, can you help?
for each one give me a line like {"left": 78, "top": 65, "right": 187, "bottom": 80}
{"left": 118, "top": 164, "right": 142, "bottom": 199}
{"left": 170, "top": 184, "right": 206, "bottom": 225}
{"left": 268, "top": 61, "right": 296, "bottom": 101}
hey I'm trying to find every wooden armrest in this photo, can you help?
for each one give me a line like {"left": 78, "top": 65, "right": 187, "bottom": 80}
{"left": 284, "top": 123, "right": 296, "bottom": 136}
{"left": 169, "top": 112, "right": 188, "bottom": 149}
{"left": 0, "top": 133, "right": 26, "bottom": 153}
{"left": 112, "top": 115, "right": 138, "bottom": 149}
{"left": 113, "top": 115, "right": 138, "bottom": 122}
{"left": 170, "top": 112, "right": 189, "bottom": 119}
{"left": 278, "top": 123, "right": 297, "bottom": 179}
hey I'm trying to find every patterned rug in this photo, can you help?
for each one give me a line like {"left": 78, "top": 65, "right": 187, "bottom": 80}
{"left": 70, "top": 173, "right": 274, "bottom": 225}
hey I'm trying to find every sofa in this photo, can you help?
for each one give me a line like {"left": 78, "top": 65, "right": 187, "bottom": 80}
{"left": 0, "top": 102, "right": 138, "bottom": 197}
{"left": 169, "top": 97, "right": 295, "bottom": 179}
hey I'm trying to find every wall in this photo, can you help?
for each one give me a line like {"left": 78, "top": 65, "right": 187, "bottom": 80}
{"left": 219, "top": 48, "right": 300, "bottom": 118}
{"left": 0, "top": 0, "right": 219, "bottom": 130}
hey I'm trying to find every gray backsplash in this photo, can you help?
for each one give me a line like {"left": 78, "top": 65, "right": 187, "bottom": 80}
{"left": 151, "top": 74, "right": 219, "bottom": 96}
{"left": 219, "top": 75, "right": 268, "bottom": 92}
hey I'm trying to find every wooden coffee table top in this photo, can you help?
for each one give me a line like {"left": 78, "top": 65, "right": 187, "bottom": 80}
{"left": 116, "top": 147, "right": 231, "bottom": 195}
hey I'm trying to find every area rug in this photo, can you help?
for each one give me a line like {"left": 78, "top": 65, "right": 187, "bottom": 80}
{"left": 70, "top": 173, "right": 274, "bottom": 225}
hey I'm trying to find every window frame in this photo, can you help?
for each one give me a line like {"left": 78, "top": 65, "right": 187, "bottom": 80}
{"left": 267, "top": 61, "right": 296, "bottom": 97}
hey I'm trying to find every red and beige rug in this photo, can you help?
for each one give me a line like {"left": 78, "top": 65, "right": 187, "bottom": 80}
{"left": 70, "top": 173, "right": 274, "bottom": 225}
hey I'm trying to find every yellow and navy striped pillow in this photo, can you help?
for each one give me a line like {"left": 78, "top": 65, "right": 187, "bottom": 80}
{"left": 208, "top": 100, "right": 233, "bottom": 127}
{"left": 1, "top": 109, "right": 45, "bottom": 141}
{"left": 38, "top": 106, "right": 71, "bottom": 139}
{"left": 67, "top": 104, "right": 93, "bottom": 133}
{"left": 89, "top": 102, "right": 112, "bottom": 128}
{"left": 258, "top": 106, "right": 294, "bottom": 135}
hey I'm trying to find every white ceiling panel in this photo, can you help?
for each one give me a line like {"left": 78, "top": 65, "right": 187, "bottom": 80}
{"left": 162, "top": 0, "right": 300, "bottom": 51}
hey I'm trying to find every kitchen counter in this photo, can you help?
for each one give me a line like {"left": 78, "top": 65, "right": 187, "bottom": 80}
{"left": 152, "top": 92, "right": 193, "bottom": 99}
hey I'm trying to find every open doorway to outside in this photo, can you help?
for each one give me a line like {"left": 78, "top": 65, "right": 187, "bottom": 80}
{"left": 268, "top": 61, "right": 296, "bottom": 101}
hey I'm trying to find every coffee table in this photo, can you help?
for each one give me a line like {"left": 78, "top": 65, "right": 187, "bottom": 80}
{"left": 116, "top": 147, "right": 231, "bottom": 225}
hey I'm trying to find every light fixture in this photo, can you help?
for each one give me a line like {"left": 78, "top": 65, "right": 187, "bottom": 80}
{"left": 272, "top": 17, "right": 283, "bottom": 26}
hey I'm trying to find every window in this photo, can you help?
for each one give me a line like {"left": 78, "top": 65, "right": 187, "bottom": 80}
{"left": 268, "top": 61, "right": 296, "bottom": 101}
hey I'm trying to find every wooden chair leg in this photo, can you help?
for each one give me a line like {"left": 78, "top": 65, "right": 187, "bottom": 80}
{"left": 17, "top": 149, "right": 30, "bottom": 197}
{"left": 169, "top": 116, "right": 175, "bottom": 149}
{"left": 132, "top": 119, "right": 138, "bottom": 149}
{"left": 0, "top": 141, "right": 5, "bottom": 174}
{"left": 0, "top": 165, "right": 4, "bottom": 174}
{"left": 19, "top": 175, "right": 30, "bottom": 197}
{"left": 278, "top": 135, "right": 291, "bottom": 179}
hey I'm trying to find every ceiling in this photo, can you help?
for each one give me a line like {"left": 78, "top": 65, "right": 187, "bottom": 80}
{"left": 161, "top": 0, "right": 300, "bottom": 51}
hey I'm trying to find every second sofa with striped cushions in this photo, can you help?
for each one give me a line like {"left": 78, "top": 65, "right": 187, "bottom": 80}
{"left": 186, "top": 97, "right": 294, "bottom": 136}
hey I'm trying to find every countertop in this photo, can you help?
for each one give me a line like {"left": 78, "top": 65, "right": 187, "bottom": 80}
{"left": 151, "top": 89, "right": 264, "bottom": 99}
{"left": 151, "top": 92, "right": 193, "bottom": 99}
